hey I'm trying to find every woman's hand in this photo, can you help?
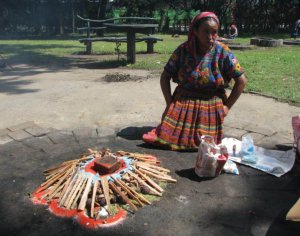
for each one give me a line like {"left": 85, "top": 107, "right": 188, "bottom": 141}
{"left": 223, "top": 74, "right": 247, "bottom": 114}
{"left": 223, "top": 105, "right": 230, "bottom": 117}
{"left": 161, "top": 103, "right": 171, "bottom": 122}
{"left": 160, "top": 70, "right": 172, "bottom": 106}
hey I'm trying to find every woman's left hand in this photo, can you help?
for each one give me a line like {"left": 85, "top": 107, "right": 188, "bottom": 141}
{"left": 223, "top": 105, "right": 230, "bottom": 117}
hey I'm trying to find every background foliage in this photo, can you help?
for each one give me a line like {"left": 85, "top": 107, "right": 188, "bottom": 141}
{"left": 1, "top": 0, "right": 300, "bottom": 36}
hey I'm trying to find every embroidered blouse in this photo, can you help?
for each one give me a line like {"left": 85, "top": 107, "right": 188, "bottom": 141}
{"left": 164, "top": 41, "right": 244, "bottom": 91}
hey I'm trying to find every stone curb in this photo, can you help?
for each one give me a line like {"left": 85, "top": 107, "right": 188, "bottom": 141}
{"left": 0, "top": 121, "right": 294, "bottom": 151}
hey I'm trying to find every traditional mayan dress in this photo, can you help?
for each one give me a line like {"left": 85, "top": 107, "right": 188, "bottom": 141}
{"left": 143, "top": 41, "right": 244, "bottom": 151}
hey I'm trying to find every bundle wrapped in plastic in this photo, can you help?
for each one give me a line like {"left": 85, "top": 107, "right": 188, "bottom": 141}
{"left": 223, "top": 160, "right": 239, "bottom": 175}
{"left": 240, "top": 134, "right": 257, "bottom": 164}
{"left": 195, "top": 135, "right": 229, "bottom": 177}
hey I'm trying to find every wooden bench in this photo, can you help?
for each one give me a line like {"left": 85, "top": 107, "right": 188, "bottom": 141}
{"left": 79, "top": 36, "right": 163, "bottom": 54}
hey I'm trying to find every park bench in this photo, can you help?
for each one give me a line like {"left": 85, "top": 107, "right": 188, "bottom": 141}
{"left": 77, "top": 15, "right": 162, "bottom": 61}
{"left": 78, "top": 35, "right": 163, "bottom": 54}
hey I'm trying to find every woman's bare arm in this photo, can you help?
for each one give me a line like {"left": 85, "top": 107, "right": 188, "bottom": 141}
{"left": 160, "top": 70, "right": 172, "bottom": 106}
{"left": 223, "top": 74, "right": 247, "bottom": 116}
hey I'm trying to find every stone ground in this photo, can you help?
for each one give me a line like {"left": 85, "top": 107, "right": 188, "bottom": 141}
{"left": 0, "top": 64, "right": 300, "bottom": 236}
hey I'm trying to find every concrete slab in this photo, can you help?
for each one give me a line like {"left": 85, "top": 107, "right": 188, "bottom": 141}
{"left": 256, "top": 133, "right": 294, "bottom": 150}
{"left": 0, "top": 135, "right": 13, "bottom": 145}
{"left": 72, "top": 127, "right": 98, "bottom": 139}
{"left": 7, "top": 121, "right": 36, "bottom": 132}
{"left": 25, "top": 126, "right": 51, "bottom": 137}
{"left": 46, "top": 130, "right": 75, "bottom": 144}
{"left": 7, "top": 129, "right": 32, "bottom": 141}
{"left": 96, "top": 126, "right": 116, "bottom": 137}
{"left": 22, "top": 136, "right": 54, "bottom": 152}
{"left": 224, "top": 127, "right": 248, "bottom": 139}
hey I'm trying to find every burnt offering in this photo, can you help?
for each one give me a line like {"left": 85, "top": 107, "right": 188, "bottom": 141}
{"left": 94, "top": 155, "right": 121, "bottom": 175}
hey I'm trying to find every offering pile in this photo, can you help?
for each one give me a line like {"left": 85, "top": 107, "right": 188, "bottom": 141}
{"left": 32, "top": 149, "right": 176, "bottom": 229}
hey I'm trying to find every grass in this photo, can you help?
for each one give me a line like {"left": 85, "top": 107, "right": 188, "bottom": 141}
{"left": 0, "top": 34, "right": 299, "bottom": 104}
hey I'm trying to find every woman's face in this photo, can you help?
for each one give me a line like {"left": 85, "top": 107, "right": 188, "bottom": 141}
{"left": 193, "top": 19, "right": 218, "bottom": 50}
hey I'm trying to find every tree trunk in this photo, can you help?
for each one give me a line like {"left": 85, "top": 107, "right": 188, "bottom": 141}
{"left": 72, "top": 0, "right": 75, "bottom": 34}
{"left": 59, "top": 13, "right": 64, "bottom": 35}
{"left": 97, "top": 0, "right": 108, "bottom": 36}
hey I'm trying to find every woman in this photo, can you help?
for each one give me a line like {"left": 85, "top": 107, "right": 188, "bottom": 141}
{"left": 143, "top": 12, "right": 247, "bottom": 151}
{"left": 228, "top": 23, "right": 238, "bottom": 39}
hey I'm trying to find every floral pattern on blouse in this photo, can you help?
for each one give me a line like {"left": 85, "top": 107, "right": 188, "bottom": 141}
{"left": 164, "top": 41, "right": 244, "bottom": 90}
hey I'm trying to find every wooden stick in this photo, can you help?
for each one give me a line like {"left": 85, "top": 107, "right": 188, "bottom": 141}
{"left": 127, "top": 170, "right": 162, "bottom": 196}
{"left": 121, "top": 178, "right": 151, "bottom": 205}
{"left": 43, "top": 167, "right": 73, "bottom": 199}
{"left": 44, "top": 161, "right": 76, "bottom": 178}
{"left": 133, "top": 166, "right": 164, "bottom": 193}
{"left": 66, "top": 175, "right": 86, "bottom": 209}
{"left": 59, "top": 173, "right": 79, "bottom": 206}
{"left": 64, "top": 174, "right": 83, "bottom": 208}
{"left": 139, "top": 168, "right": 177, "bottom": 183}
{"left": 44, "top": 155, "right": 91, "bottom": 176}
{"left": 58, "top": 171, "right": 74, "bottom": 201}
{"left": 47, "top": 177, "right": 69, "bottom": 200}
{"left": 111, "top": 176, "right": 144, "bottom": 207}
{"left": 117, "top": 151, "right": 158, "bottom": 162}
{"left": 40, "top": 164, "right": 75, "bottom": 190}
{"left": 44, "top": 162, "right": 72, "bottom": 175}
{"left": 47, "top": 183, "right": 65, "bottom": 200}
{"left": 137, "top": 164, "right": 170, "bottom": 177}
{"left": 71, "top": 177, "right": 88, "bottom": 209}
{"left": 100, "top": 176, "right": 111, "bottom": 213}
{"left": 42, "top": 166, "right": 69, "bottom": 186}
{"left": 109, "top": 181, "right": 138, "bottom": 212}
{"left": 136, "top": 162, "right": 170, "bottom": 173}
{"left": 118, "top": 178, "right": 147, "bottom": 206}
{"left": 78, "top": 175, "right": 93, "bottom": 211}
{"left": 91, "top": 181, "right": 99, "bottom": 218}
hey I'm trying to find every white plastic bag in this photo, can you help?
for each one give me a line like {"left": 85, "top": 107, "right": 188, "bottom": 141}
{"left": 195, "top": 135, "right": 228, "bottom": 177}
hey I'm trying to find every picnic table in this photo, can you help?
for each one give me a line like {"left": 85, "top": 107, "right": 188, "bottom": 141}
{"left": 103, "top": 23, "right": 158, "bottom": 63}
{"left": 77, "top": 16, "right": 162, "bottom": 64}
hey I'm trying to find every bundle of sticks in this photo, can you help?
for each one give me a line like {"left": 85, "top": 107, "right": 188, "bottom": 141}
{"left": 33, "top": 149, "right": 176, "bottom": 219}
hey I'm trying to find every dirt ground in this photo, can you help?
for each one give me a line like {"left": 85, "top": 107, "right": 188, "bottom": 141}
{"left": 0, "top": 63, "right": 165, "bottom": 130}
{"left": 0, "top": 60, "right": 300, "bottom": 146}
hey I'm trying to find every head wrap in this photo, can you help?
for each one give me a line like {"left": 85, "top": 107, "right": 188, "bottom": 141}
{"left": 188, "top": 12, "right": 219, "bottom": 59}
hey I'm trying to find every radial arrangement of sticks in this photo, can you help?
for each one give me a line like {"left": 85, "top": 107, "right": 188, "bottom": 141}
{"left": 32, "top": 149, "right": 176, "bottom": 229}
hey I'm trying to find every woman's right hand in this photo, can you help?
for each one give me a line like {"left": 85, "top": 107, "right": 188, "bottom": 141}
{"left": 161, "top": 103, "right": 171, "bottom": 123}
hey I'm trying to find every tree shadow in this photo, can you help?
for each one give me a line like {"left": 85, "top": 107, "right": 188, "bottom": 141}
{"left": 0, "top": 77, "right": 39, "bottom": 94}
{"left": 76, "top": 59, "right": 127, "bottom": 69}
{"left": 0, "top": 43, "right": 83, "bottom": 70}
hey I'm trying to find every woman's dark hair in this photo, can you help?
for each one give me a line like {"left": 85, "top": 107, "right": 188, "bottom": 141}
{"left": 193, "top": 17, "right": 219, "bottom": 30}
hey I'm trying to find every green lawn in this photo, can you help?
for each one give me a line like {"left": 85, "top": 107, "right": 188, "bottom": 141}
{"left": 0, "top": 34, "right": 299, "bottom": 105}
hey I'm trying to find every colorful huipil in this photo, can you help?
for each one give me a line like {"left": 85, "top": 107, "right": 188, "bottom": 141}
{"left": 143, "top": 41, "right": 244, "bottom": 150}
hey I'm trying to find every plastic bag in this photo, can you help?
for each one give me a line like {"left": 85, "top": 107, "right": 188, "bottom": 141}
{"left": 195, "top": 135, "right": 228, "bottom": 177}
{"left": 240, "top": 134, "right": 257, "bottom": 164}
{"left": 223, "top": 160, "right": 239, "bottom": 175}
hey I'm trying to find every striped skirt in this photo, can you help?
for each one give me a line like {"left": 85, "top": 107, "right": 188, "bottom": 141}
{"left": 143, "top": 87, "right": 225, "bottom": 151}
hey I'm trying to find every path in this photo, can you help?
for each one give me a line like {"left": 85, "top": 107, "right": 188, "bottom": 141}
{"left": 0, "top": 64, "right": 299, "bottom": 148}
